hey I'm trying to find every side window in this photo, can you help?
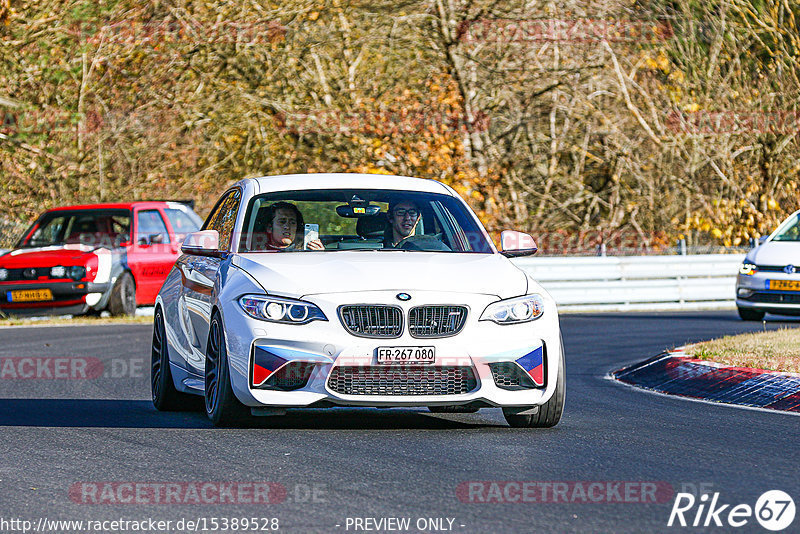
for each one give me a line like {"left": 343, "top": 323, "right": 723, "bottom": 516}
{"left": 164, "top": 208, "right": 201, "bottom": 241}
{"left": 30, "top": 216, "right": 66, "bottom": 245}
{"left": 205, "top": 189, "right": 242, "bottom": 251}
{"left": 136, "top": 210, "right": 170, "bottom": 245}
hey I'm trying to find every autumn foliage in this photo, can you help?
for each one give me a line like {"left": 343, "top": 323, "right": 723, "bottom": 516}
{"left": 1, "top": 0, "right": 799, "bottom": 251}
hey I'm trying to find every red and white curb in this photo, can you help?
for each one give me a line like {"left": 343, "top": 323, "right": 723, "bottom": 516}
{"left": 613, "top": 346, "right": 800, "bottom": 413}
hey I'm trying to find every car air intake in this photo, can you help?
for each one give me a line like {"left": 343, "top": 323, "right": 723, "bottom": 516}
{"left": 338, "top": 305, "right": 403, "bottom": 338}
{"left": 408, "top": 305, "right": 468, "bottom": 338}
{"left": 747, "top": 292, "right": 800, "bottom": 304}
{"left": 327, "top": 366, "right": 478, "bottom": 396}
{"left": 262, "top": 362, "right": 316, "bottom": 391}
{"left": 489, "top": 362, "right": 540, "bottom": 390}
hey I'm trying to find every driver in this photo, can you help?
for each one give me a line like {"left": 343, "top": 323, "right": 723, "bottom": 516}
{"left": 385, "top": 200, "right": 421, "bottom": 248}
{"left": 258, "top": 202, "right": 324, "bottom": 251}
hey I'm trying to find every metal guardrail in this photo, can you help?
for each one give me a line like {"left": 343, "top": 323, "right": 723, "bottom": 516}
{"left": 512, "top": 254, "right": 745, "bottom": 312}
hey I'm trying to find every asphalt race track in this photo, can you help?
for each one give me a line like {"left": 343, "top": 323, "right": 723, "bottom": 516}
{"left": 1, "top": 311, "right": 799, "bottom": 533}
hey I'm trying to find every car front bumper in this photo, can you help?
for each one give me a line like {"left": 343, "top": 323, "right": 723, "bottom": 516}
{"left": 0, "top": 281, "right": 110, "bottom": 315}
{"left": 735, "top": 271, "right": 800, "bottom": 315}
{"left": 219, "top": 290, "right": 563, "bottom": 409}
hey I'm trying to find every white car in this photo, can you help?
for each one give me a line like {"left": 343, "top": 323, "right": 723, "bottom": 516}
{"left": 151, "top": 173, "right": 565, "bottom": 427}
{"left": 736, "top": 209, "right": 800, "bottom": 320}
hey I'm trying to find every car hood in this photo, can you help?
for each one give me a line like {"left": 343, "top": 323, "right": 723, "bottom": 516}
{"left": 0, "top": 245, "right": 98, "bottom": 268}
{"left": 233, "top": 252, "right": 528, "bottom": 299}
{"left": 748, "top": 241, "right": 800, "bottom": 266}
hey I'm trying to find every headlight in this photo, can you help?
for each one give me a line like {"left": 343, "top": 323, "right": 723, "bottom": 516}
{"left": 68, "top": 266, "right": 87, "bottom": 280}
{"left": 50, "top": 265, "right": 66, "bottom": 278}
{"left": 740, "top": 263, "right": 758, "bottom": 275}
{"left": 238, "top": 294, "right": 327, "bottom": 325}
{"left": 0, "top": 268, "right": 7, "bottom": 281}
{"left": 480, "top": 294, "right": 544, "bottom": 324}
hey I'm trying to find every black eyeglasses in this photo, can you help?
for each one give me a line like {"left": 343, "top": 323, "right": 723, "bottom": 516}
{"left": 393, "top": 209, "right": 419, "bottom": 218}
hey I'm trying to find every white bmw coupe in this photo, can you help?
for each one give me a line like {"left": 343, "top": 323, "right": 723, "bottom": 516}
{"left": 151, "top": 174, "right": 565, "bottom": 427}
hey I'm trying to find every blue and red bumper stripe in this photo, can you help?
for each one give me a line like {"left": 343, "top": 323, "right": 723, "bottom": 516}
{"left": 515, "top": 346, "right": 545, "bottom": 387}
{"left": 251, "top": 345, "right": 334, "bottom": 388}
{"left": 251, "top": 347, "right": 289, "bottom": 387}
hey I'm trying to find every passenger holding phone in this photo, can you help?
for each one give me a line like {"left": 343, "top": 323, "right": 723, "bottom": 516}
{"left": 259, "top": 202, "right": 324, "bottom": 251}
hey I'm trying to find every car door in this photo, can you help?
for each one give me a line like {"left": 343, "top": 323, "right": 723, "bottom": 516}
{"left": 181, "top": 188, "right": 241, "bottom": 373}
{"left": 128, "top": 208, "right": 176, "bottom": 304}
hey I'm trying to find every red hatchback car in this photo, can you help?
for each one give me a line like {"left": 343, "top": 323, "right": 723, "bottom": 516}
{"left": 0, "top": 201, "right": 202, "bottom": 316}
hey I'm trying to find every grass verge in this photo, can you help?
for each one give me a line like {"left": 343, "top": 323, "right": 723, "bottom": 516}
{"left": 687, "top": 328, "right": 800, "bottom": 374}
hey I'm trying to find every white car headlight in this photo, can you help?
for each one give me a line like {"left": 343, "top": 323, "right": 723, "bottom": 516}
{"left": 480, "top": 294, "right": 544, "bottom": 324}
{"left": 739, "top": 263, "right": 758, "bottom": 275}
{"left": 238, "top": 294, "right": 327, "bottom": 325}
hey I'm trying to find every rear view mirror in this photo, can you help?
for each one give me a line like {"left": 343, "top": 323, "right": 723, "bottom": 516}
{"left": 336, "top": 204, "right": 382, "bottom": 218}
{"left": 181, "top": 230, "right": 224, "bottom": 258}
{"left": 500, "top": 230, "right": 538, "bottom": 258}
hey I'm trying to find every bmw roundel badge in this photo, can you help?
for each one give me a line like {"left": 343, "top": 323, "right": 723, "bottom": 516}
{"left": 396, "top": 293, "right": 411, "bottom": 301}
{"left": 784, "top": 265, "right": 796, "bottom": 274}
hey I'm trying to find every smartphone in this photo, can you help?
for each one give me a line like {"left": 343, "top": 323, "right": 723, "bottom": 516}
{"left": 303, "top": 224, "right": 319, "bottom": 250}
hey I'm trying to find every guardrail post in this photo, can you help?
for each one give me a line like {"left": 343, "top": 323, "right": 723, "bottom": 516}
{"left": 677, "top": 238, "right": 687, "bottom": 255}
{"left": 597, "top": 243, "right": 606, "bottom": 257}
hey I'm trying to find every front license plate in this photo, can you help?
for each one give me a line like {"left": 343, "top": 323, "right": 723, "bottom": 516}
{"left": 8, "top": 289, "right": 54, "bottom": 302}
{"left": 768, "top": 280, "right": 800, "bottom": 291}
{"left": 377, "top": 346, "right": 436, "bottom": 365}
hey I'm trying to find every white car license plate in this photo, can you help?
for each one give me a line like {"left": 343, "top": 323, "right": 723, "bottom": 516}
{"left": 377, "top": 346, "right": 436, "bottom": 365}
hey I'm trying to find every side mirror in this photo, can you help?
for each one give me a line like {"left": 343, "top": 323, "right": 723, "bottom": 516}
{"left": 181, "top": 230, "right": 224, "bottom": 258}
{"left": 500, "top": 230, "right": 538, "bottom": 258}
{"left": 758, "top": 236, "right": 768, "bottom": 245}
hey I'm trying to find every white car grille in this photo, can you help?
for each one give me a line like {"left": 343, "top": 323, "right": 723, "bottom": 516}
{"left": 338, "top": 304, "right": 468, "bottom": 338}
{"left": 338, "top": 305, "right": 403, "bottom": 338}
{"left": 408, "top": 305, "right": 467, "bottom": 338}
{"left": 327, "top": 366, "right": 478, "bottom": 396}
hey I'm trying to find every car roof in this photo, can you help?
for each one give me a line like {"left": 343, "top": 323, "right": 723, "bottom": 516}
{"left": 45, "top": 201, "right": 189, "bottom": 212}
{"left": 247, "top": 173, "right": 454, "bottom": 195}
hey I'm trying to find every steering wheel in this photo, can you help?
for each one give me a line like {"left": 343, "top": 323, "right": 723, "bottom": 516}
{"left": 397, "top": 234, "right": 451, "bottom": 251}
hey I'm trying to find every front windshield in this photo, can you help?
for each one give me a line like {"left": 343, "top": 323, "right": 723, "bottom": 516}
{"left": 238, "top": 189, "right": 493, "bottom": 253}
{"left": 21, "top": 209, "right": 131, "bottom": 248}
{"left": 771, "top": 213, "right": 800, "bottom": 242}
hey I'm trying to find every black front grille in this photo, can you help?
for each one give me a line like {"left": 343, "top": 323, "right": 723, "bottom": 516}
{"left": 747, "top": 292, "right": 800, "bottom": 304}
{"left": 1, "top": 267, "right": 52, "bottom": 282}
{"left": 408, "top": 306, "right": 468, "bottom": 338}
{"left": 327, "top": 366, "right": 478, "bottom": 396}
{"left": 489, "top": 362, "right": 539, "bottom": 390}
{"left": 338, "top": 305, "right": 403, "bottom": 338}
{"left": 263, "top": 362, "right": 316, "bottom": 391}
{"left": 756, "top": 265, "right": 793, "bottom": 273}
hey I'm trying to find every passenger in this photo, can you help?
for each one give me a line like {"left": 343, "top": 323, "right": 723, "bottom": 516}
{"left": 257, "top": 202, "right": 324, "bottom": 251}
{"left": 385, "top": 200, "right": 422, "bottom": 248}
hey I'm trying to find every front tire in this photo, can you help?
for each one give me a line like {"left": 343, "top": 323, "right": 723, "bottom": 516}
{"left": 205, "top": 312, "right": 252, "bottom": 427}
{"left": 503, "top": 340, "right": 566, "bottom": 428}
{"left": 151, "top": 307, "right": 198, "bottom": 411}
{"left": 737, "top": 307, "right": 765, "bottom": 321}
{"left": 108, "top": 272, "right": 136, "bottom": 316}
